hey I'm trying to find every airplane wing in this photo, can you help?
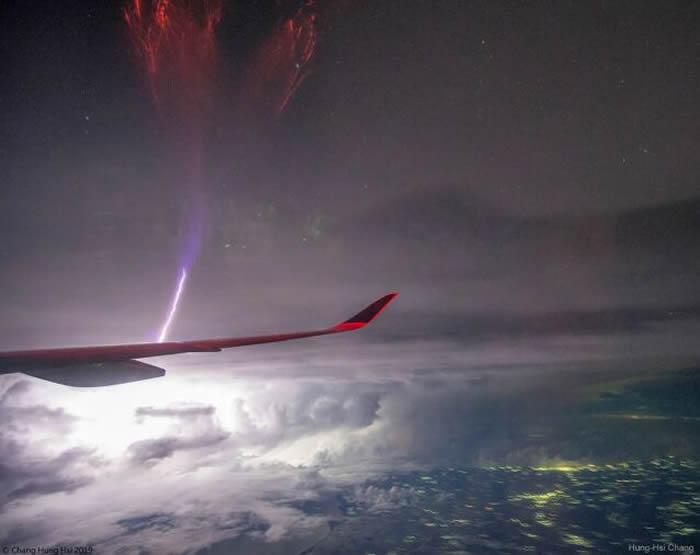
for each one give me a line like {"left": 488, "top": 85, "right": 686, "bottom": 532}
{"left": 0, "top": 293, "right": 398, "bottom": 387}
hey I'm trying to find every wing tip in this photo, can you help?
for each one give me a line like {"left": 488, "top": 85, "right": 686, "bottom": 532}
{"left": 332, "top": 292, "right": 399, "bottom": 331}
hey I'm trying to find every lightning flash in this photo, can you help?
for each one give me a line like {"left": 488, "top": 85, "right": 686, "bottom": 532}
{"left": 158, "top": 268, "right": 188, "bottom": 342}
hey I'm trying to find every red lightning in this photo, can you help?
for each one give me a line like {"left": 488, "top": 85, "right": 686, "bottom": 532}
{"left": 245, "top": 0, "right": 323, "bottom": 115}
{"left": 123, "top": 0, "right": 223, "bottom": 126}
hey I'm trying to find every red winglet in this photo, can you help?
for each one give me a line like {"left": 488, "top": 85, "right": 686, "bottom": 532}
{"left": 331, "top": 292, "right": 399, "bottom": 331}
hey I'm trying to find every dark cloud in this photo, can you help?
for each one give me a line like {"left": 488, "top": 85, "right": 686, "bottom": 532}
{"left": 127, "top": 432, "right": 229, "bottom": 465}
{"left": 7, "top": 474, "right": 92, "bottom": 501}
{"left": 383, "top": 304, "right": 700, "bottom": 345}
{"left": 330, "top": 190, "right": 700, "bottom": 313}
{"left": 135, "top": 405, "right": 216, "bottom": 419}
{"left": 0, "top": 380, "right": 94, "bottom": 508}
{"left": 0, "top": 380, "right": 32, "bottom": 401}
{"left": 0, "top": 446, "right": 96, "bottom": 506}
{"left": 0, "top": 520, "right": 54, "bottom": 548}
{"left": 0, "top": 378, "right": 77, "bottom": 437}
{"left": 116, "top": 512, "right": 177, "bottom": 535}
{"left": 129, "top": 402, "right": 229, "bottom": 465}
{"left": 1, "top": 404, "right": 77, "bottom": 435}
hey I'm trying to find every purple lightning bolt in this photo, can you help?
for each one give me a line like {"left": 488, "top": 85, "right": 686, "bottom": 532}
{"left": 158, "top": 268, "right": 188, "bottom": 342}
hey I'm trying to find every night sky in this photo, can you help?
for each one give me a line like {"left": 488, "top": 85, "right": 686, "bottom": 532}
{"left": 1, "top": 1, "right": 700, "bottom": 553}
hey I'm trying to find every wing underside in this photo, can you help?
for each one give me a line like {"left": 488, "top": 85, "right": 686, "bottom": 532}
{"left": 22, "top": 360, "right": 166, "bottom": 387}
{"left": 0, "top": 293, "right": 398, "bottom": 386}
